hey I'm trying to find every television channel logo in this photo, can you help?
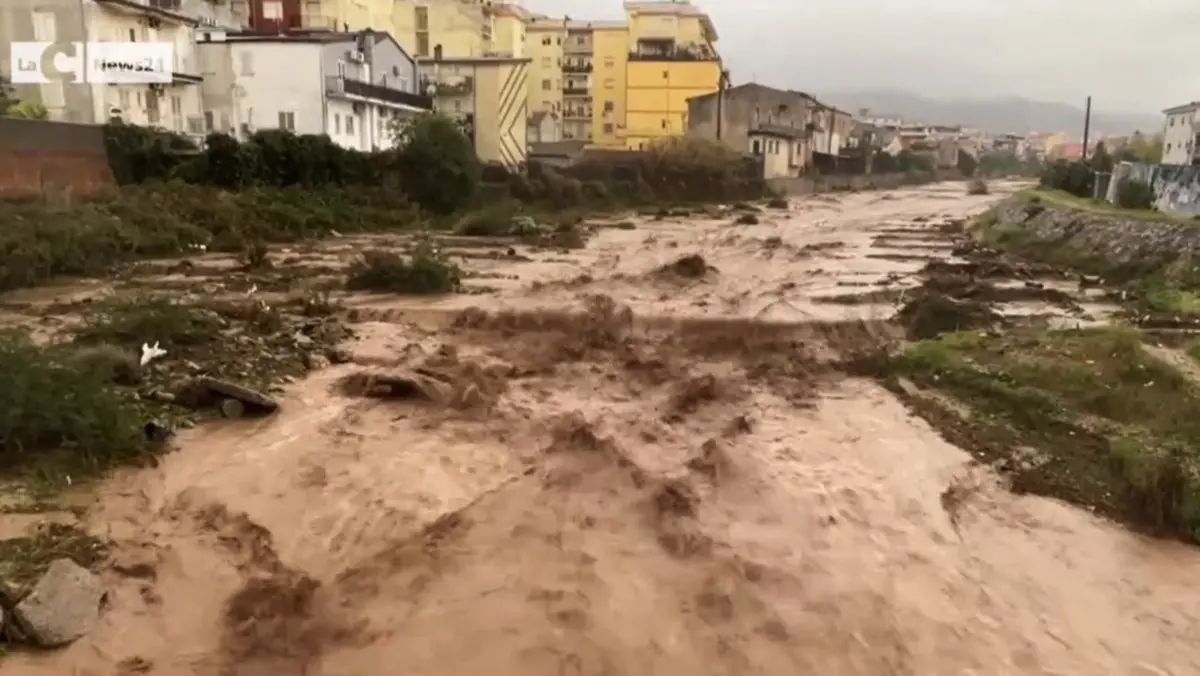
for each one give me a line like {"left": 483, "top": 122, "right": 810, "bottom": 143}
{"left": 10, "top": 42, "right": 175, "bottom": 85}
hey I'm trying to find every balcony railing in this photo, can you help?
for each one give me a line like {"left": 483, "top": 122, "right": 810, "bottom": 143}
{"left": 562, "top": 62, "right": 592, "bottom": 73}
{"left": 563, "top": 110, "right": 592, "bottom": 120}
{"left": 326, "top": 76, "right": 434, "bottom": 110}
{"left": 419, "top": 76, "right": 473, "bottom": 97}
{"left": 563, "top": 85, "right": 589, "bottom": 96}
{"left": 629, "top": 44, "right": 718, "bottom": 61}
{"left": 563, "top": 39, "right": 592, "bottom": 54}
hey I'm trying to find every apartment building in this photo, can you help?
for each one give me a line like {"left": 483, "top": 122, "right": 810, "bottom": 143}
{"left": 1162, "top": 100, "right": 1200, "bottom": 166}
{"left": 524, "top": 15, "right": 564, "bottom": 132}
{"left": 623, "top": 0, "right": 720, "bottom": 149}
{"left": 197, "top": 28, "right": 432, "bottom": 150}
{"left": 686, "top": 83, "right": 816, "bottom": 175}
{"left": 419, "top": 54, "right": 529, "bottom": 166}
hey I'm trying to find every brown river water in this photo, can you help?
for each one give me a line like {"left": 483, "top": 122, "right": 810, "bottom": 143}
{"left": 7, "top": 181, "right": 1200, "bottom": 675}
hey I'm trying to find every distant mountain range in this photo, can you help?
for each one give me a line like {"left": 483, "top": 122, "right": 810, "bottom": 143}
{"left": 821, "top": 89, "right": 1162, "bottom": 138}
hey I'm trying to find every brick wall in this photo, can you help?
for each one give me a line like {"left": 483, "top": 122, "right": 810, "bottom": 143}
{"left": 0, "top": 118, "right": 114, "bottom": 197}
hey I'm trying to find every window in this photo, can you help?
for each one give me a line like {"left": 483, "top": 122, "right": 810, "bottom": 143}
{"left": 542, "top": 79, "right": 551, "bottom": 90}
{"left": 453, "top": 100, "right": 462, "bottom": 112}
{"left": 603, "top": 101, "right": 613, "bottom": 113}
{"left": 416, "top": 33, "right": 430, "bottom": 57}
{"left": 204, "top": 110, "right": 214, "bottom": 131}
{"left": 604, "top": 57, "right": 614, "bottom": 68}
{"left": 414, "top": 6, "right": 428, "bottom": 29}
{"left": 346, "top": 116, "right": 354, "bottom": 134}
{"left": 170, "top": 95, "right": 181, "bottom": 116}
{"left": 542, "top": 37, "right": 550, "bottom": 46}
{"left": 263, "top": 0, "right": 282, "bottom": 18}
{"left": 752, "top": 138, "right": 761, "bottom": 154}
{"left": 334, "top": 113, "right": 341, "bottom": 133}
{"left": 556, "top": 37, "right": 561, "bottom": 44}
{"left": 1167, "top": 142, "right": 1173, "bottom": 152}
{"left": 128, "top": 28, "right": 136, "bottom": 41}
{"left": 337, "top": 61, "right": 346, "bottom": 77}
{"left": 661, "top": 118, "right": 668, "bottom": 129}
{"left": 278, "top": 111, "right": 294, "bottom": 131}
{"left": 118, "top": 89, "right": 131, "bottom": 108}
{"left": 603, "top": 122, "right": 613, "bottom": 133}
{"left": 1170, "top": 118, "right": 1176, "bottom": 127}
{"left": 392, "top": 66, "right": 400, "bottom": 77}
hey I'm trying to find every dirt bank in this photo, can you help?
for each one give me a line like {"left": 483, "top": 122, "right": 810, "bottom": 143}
{"left": 5, "top": 181, "right": 1200, "bottom": 675}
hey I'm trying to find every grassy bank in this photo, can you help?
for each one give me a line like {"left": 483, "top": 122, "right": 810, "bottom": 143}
{"left": 889, "top": 326, "right": 1200, "bottom": 541}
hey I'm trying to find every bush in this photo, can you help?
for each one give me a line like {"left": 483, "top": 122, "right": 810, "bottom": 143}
{"left": 1115, "top": 178, "right": 1156, "bottom": 210}
{"left": 635, "top": 136, "right": 767, "bottom": 203}
{"left": 966, "top": 178, "right": 989, "bottom": 195}
{"left": 1040, "top": 159, "right": 1093, "bottom": 198}
{"left": 0, "top": 331, "right": 150, "bottom": 473}
{"left": 345, "top": 236, "right": 462, "bottom": 294}
{"left": 103, "top": 123, "right": 197, "bottom": 185}
{"left": 75, "top": 296, "right": 222, "bottom": 348}
{"left": 0, "top": 183, "right": 421, "bottom": 291}
{"left": 394, "top": 113, "right": 481, "bottom": 215}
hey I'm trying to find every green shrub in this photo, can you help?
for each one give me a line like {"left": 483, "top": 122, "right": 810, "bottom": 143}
{"left": 75, "top": 296, "right": 222, "bottom": 348}
{"left": 1115, "top": 178, "right": 1156, "bottom": 210}
{"left": 0, "top": 332, "right": 150, "bottom": 473}
{"left": 345, "top": 236, "right": 462, "bottom": 294}
{"left": 394, "top": 114, "right": 480, "bottom": 215}
{"left": 1040, "top": 159, "right": 1093, "bottom": 198}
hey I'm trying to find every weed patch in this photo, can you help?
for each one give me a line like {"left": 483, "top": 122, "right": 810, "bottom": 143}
{"left": 345, "top": 236, "right": 462, "bottom": 294}
{"left": 75, "top": 296, "right": 221, "bottom": 348}
{"left": 889, "top": 326, "right": 1200, "bottom": 542}
{"left": 0, "top": 332, "right": 153, "bottom": 478}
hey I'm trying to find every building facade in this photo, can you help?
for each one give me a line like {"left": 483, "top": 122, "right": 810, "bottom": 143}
{"left": 1162, "top": 101, "right": 1200, "bottom": 166}
{"left": 197, "top": 29, "right": 430, "bottom": 149}
{"left": 622, "top": 1, "right": 718, "bottom": 149}
{"left": 687, "top": 83, "right": 816, "bottom": 173}
{"left": 419, "top": 54, "right": 529, "bottom": 166}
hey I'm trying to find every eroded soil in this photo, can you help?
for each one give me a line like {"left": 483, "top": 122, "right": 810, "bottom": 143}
{"left": 6, "top": 181, "right": 1200, "bottom": 675}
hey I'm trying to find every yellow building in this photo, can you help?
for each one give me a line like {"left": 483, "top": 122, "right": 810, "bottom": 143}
{"left": 588, "top": 23, "right": 628, "bottom": 147}
{"left": 622, "top": 1, "right": 720, "bottom": 149}
{"left": 524, "top": 16, "right": 565, "bottom": 128}
{"left": 420, "top": 56, "right": 530, "bottom": 167}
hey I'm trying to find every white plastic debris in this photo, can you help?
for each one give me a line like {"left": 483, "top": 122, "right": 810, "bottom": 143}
{"left": 140, "top": 341, "right": 167, "bottom": 367}
{"left": 245, "top": 284, "right": 258, "bottom": 296}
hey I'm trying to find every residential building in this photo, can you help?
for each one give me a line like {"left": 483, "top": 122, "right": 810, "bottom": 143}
{"left": 1, "top": 0, "right": 94, "bottom": 123}
{"left": 489, "top": 2, "right": 527, "bottom": 57}
{"left": 1162, "top": 101, "right": 1200, "bottom": 165}
{"left": 197, "top": 28, "right": 432, "bottom": 149}
{"left": 749, "top": 126, "right": 805, "bottom": 179}
{"left": 0, "top": 0, "right": 207, "bottom": 127}
{"left": 561, "top": 21, "right": 594, "bottom": 142}
{"left": 419, "top": 55, "right": 529, "bottom": 166}
{"left": 527, "top": 110, "right": 558, "bottom": 144}
{"left": 525, "top": 16, "right": 565, "bottom": 129}
{"left": 90, "top": 0, "right": 206, "bottom": 135}
{"left": 589, "top": 22, "right": 627, "bottom": 147}
{"left": 686, "top": 83, "right": 816, "bottom": 175}
{"left": 623, "top": 0, "right": 719, "bottom": 149}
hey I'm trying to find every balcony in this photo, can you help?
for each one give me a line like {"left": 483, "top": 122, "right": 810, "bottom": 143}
{"left": 563, "top": 37, "right": 592, "bottom": 54}
{"left": 563, "top": 84, "right": 589, "bottom": 96}
{"left": 562, "top": 61, "right": 592, "bottom": 73}
{"left": 326, "top": 76, "right": 434, "bottom": 110}
{"left": 419, "top": 76, "right": 473, "bottom": 97}
{"left": 629, "top": 42, "right": 717, "bottom": 61}
{"left": 563, "top": 109, "right": 592, "bottom": 120}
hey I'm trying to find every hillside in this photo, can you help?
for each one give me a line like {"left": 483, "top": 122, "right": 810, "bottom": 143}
{"left": 823, "top": 89, "right": 1161, "bottom": 137}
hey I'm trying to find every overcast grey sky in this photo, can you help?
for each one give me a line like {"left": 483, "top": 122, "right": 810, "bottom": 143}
{"left": 520, "top": 0, "right": 1200, "bottom": 114}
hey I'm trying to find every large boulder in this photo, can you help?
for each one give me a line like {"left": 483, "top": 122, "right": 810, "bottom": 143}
{"left": 12, "top": 558, "right": 104, "bottom": 647}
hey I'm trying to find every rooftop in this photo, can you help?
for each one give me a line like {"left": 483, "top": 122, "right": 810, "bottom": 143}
{"left": 1163, "top": 101, "right": 1200, "bottom": 115}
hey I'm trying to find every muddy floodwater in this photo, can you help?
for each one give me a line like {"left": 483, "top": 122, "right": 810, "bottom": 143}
{"left": 7, "top": 181, "right": 1200, "bottom": 675}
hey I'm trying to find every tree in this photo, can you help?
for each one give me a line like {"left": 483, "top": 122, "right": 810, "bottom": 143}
{"left": 1091, "top": 141, "right": 1114, "bottom": 173}
{"left": 393, "top": 113, "right": 481, "bottom": 215}
{"left": 0, "top": 74, "right": 48, "bottom": 119}
{"left": 956, "top": 149, "right": 978, "bottom": 177}
{"left": 1122, "top": 131, "right": 1163, "bottom": 163}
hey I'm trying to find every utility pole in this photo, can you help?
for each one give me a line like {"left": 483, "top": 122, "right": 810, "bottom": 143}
{"left": 715, "top": 67, "right": 728, "bottom": 143}
{"left": 1082, "top": 96, "right": 1092, "bottom": 161}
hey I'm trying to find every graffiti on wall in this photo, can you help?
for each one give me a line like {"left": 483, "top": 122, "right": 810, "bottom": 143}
{"left": 1106, "top": 161, "right": 1200, "bottom": 215}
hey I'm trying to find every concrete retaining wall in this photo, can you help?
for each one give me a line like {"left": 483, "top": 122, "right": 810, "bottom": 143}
{"left": 1106, "top": 161, "right": 1200, "bottom": 216}
{"left": 0, "top": 118, "right": 114, "bottom": 197}
{"left": 992, "top": 195, "right": 1200, "bottom": 264}
{"left": 767, "top": 169, "right": 962, "bottom": 196}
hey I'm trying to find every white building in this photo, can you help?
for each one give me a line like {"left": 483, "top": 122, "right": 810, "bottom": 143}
{"left": 1161, "top": 100, "right": 1200, "bottom": 166}
{"left": 196, "top": 29, "right": 432, "bottom": 150}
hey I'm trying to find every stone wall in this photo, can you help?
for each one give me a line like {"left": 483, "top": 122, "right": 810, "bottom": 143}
{"left": 767, "top": 168, "right": 962, "bottom": 196}
{"left": 1106, "top": 161, "right": 1200, "bottom": 216}
{"left": 991, "top": 195, "right": 1200, "bottom": 264}
{"left": 0, "top": 118, "right": 113, "bottom": 197}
